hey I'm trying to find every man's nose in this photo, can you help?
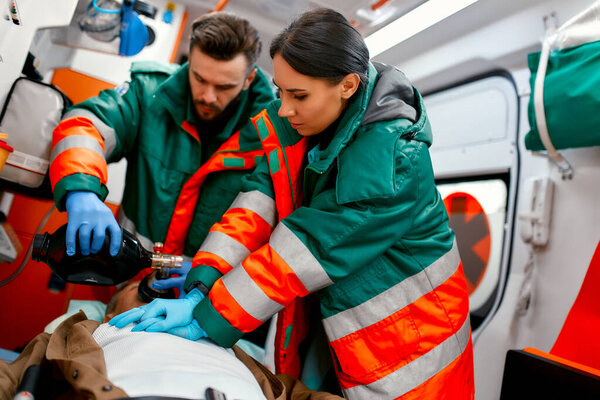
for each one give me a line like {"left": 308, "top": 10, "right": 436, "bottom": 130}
{"left": 202, "top": 86, "right": 217, "bottom": 104}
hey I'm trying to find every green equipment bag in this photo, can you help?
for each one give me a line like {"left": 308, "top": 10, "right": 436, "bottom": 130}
{"left": 525, "top": 2, "right": 600, "bottom": 156}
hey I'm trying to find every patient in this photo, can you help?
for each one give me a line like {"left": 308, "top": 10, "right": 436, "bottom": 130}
{"left": 0, "top": 281, "right": 341, "bottom": 400}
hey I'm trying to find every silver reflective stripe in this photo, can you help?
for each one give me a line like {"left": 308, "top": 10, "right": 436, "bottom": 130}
{"left": 50, "top": 135, "right": 105, "bottom": 164}
{"left": 343, "top": 315, "right": 471, "bottom": 400}
{"left": 63, "top": 109, "right": 117, "bottom": 158}
{"left": 323, "top": 240, "right": 460, "bottom": 341}
{"left": 198, "top": 231, "right": 251, "bottom": 269}
{"left": 228, "top": 190, "right": 277, "bottom": 227}
{"left": 270, "top": 223, "right": 333, "bottom": 292}
{"left": 118, "top": 208, "right": 154, "bottom": 252}
{"left": 222, "top": 263, "right": 284, "bottom": 322}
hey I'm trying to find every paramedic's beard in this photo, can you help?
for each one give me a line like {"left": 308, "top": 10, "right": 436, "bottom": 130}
{"left": 194, "top": 100, "right": 223, "bottom": 121}
{"left": 195, "top": 94, "right": 242, "bottom": 124}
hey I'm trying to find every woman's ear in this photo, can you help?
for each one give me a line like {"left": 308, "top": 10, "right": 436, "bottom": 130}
{"left": 340, "top": 73, "right": 360, "bottom": 99}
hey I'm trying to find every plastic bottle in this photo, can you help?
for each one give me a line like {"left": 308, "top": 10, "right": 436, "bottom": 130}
{"left": 32, "top": 224, "right": 183, "bottom": 286}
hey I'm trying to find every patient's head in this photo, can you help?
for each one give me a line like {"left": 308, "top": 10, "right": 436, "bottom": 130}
{"left": 103, "top": 281, "right": 148, "bottom": 323}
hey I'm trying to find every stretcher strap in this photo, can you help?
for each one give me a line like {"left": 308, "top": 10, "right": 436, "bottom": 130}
{"left": 533, "top": 35, "right": 573, "bottom": 179}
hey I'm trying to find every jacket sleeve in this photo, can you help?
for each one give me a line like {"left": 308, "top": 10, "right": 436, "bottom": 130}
{"left": 193, "top": 142, "right": 431, "bottom": 347}
{"left": 185, "top": 157, "right": 277, "bottom": 293}
{"left": 49, "top": 78, "right": 144, "bottom": 211}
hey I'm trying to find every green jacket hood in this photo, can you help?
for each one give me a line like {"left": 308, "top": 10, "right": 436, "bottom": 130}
{"left": 295, "top": 61, "right": 433, "bottom": 174}
{"left": 363, "top": 62, "right": 432, "bottom": 147}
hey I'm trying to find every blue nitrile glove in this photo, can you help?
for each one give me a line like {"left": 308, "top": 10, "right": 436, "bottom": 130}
{"left": 151, "top": 261, "right": 192, "bottom": 298}
{"left": 128, "top": 316, "right": 207, "bottom": 341}
{"left": 109, "top": 288, "right": 205, "bottom": 330}
{"left": 65, "top": 191, "right": 121, "bottom": 256}
{"left": 166, "top": 319, "right": 207, "bottom": 341}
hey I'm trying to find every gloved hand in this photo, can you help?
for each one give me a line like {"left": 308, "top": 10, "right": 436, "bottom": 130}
{"left": 65, "top": 191, "right": 121, "bottom": 256}
{"left": 109, "top": 288, "right": 205, "bottom": 331}
{"left": 166, "top": 319, "right": 207, "bottom": 341}
{"left": 151, "top": 261, "right": 192, "bottom": 298}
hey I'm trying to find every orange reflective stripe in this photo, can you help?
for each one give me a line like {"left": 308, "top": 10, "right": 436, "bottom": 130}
{"left": 163, "top": 131, "right": 263, "bottom": 254}
{"left": 242, "top": 244, "right": 310, "bottom": 304}
{"left": 331, "top": 265, "right": 470, "bottom": 387}
{"left": 193, "top": 251, "right": 234, "bottom": 275}
{"left": 52, "top": 117, "right": 105, "bottom": 152}
{"left": 210, "top": 278, "right": 263, "bottom": 332}
{"left": 211, "top": 208, "right": 273, "bottom": 252}
{"left": 400, "top": 339, "right": 474, "bottom": 400}
{"left": 49, "top": 148, "right": 108, "bottom": 190}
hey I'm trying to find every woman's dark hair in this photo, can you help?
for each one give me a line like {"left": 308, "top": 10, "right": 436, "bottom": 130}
{"left": 190, "top": 12, "right": 261, "bottom": 71}
{"left": 270, "top": 8, "right": 370, "bottom": 87}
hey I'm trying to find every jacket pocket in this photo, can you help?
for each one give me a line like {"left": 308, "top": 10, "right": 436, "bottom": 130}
{"left": 328, "top": 306, "right": 420, "bottom": 381}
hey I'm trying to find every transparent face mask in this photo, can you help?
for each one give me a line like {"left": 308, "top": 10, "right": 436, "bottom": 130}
{"left": 78, "top": 0, "right": 122, "bottom": 42}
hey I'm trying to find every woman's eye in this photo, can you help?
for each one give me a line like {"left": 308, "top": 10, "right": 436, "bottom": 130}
{"left": 294, "top": 94, "right": 307, "bottom": 100}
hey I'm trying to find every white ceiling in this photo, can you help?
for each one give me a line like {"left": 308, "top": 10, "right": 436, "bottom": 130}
{"left": 173, "top": 0, "right": 429, "bottom": 74}
{"left": 172, "top": 0, "right": 550, "bottom": 77}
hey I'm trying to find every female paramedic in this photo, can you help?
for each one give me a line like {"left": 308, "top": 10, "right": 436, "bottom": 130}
{"left": 111, "top": 8, "right": 475, "bottom": 400}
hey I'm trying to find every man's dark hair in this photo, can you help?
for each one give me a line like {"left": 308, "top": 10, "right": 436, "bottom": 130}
{"left": 270, "top": 8, "right": 370, "bottom": 88}
{"left": 190, "top": 12, "right": 262, "bottom": 71}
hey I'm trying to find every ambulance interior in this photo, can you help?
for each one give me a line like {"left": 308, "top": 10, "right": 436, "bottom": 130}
{"left": 1, "top": 0, "right": 600, "bottom": 399}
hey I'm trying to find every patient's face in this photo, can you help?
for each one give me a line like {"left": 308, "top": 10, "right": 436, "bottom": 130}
{"left": 103, "top": 281, "right": 147, "bottom": 323}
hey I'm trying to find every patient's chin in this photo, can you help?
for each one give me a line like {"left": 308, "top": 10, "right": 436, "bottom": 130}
{"left": 103, "top": 314, "right": 114, "bottom": 324}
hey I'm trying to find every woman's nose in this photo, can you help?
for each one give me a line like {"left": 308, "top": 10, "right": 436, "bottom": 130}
{"left": 278, "top": 102, "right": 295, "bottom": 117}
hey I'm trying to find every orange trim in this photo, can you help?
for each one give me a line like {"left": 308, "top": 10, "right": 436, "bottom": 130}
{"left": 401, "top": 337, "right": 474, "bottom": 400}
{"left": 524, "top": 348, "right": 600, "bottom": 377}
{"left": 252, "top": 112, "right": 308, "bottom": 221}
{"left": 371, "top": 0, "right": 391, "bottom": 11}
{"left": 212, "top": 208, "right": 273, "bottom": 252}
{"left": 243, "top": 244, "right": 310, "bottom": 304}
{"left": 170, "top": 11, "right": 188, "bottom": 63}
{"left": 181, "top": 120, "right": 200, "bottom": 143}
{"left": 52, "top": 117, "right": 105, "bottom": 152}
{"left": 163, "top": 131, "right": 263, "bottom": 254}
{"left": 283, "top": 138, "right": 309, "bottom": 210}
{"left": 49, "top": 149, "right": 107, "bottom": 190}
{"left": 210, "top": 277, "right": 263, "bottom": 332}
{"left": 331, "top": 265, "right": 470, "bottom": 387}
{"left": 212, "top": 0, "right": 229, "bottom": 12}
{"left": 193, "top": 252, "right": 234, "bottom": 275}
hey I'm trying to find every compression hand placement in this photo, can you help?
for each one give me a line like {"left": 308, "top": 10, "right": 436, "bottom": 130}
{"left": 109, "top": 288, "right": 205, "bottom": 332}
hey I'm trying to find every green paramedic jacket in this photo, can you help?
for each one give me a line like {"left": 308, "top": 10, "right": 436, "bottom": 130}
{"left": 186, "top": 62, "right": 474, "bottom": 399}
{"left": 49, "top": 61, "right": 275, "bottom": 256}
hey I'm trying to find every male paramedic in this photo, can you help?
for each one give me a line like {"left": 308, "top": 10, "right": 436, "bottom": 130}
{"left": 48, "top": 12, "right": 275, "bottom": 269}
{"left": 0, "top": 280, "right": 343, "bottom": 399}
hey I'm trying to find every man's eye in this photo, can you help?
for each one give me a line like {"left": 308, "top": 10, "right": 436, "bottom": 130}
{"left": 293, "top": 94, "right": 307, "bottom": 100}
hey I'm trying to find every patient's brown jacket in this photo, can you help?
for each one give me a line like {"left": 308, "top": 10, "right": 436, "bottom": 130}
{"left": 0, "top": 312, "right": 342, "bottom": 400}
